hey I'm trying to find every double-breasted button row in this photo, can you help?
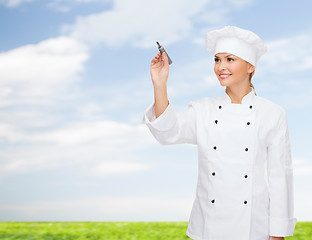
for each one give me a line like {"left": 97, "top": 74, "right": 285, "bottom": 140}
{"left": 210, "top": 199, "right": 248, "bottom": 204}
{"left": 215, "top": 119, "right": 250, "bottom": 125}
{"left": 216, "top": 104, "right": 253, "bottom": 126}
{"left": 213, "top": 145, "right": 249, "bottom": 152}
{"left": 211, "top": 172, "right": 247, "bottom": 178}
{"left": 212, "top": 146, "right": 251, "bottom": 151}
{"left": 209, "top": 173, "right": 248, "bottom": 205}
{"left": 218, "top": 105, "right": 253, "bottom": 109}
{"left": 213, "top": 103, "right": 253, "bottom": 206}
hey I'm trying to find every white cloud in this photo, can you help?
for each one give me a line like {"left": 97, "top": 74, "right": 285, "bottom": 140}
{"left": 91, "top": 161, "right": 153, "bottom": 177}
{"left": 0, "top": 119, "right": 155, "bottom": 177}
{"left": 0, "top": 36, "right": 89, "bottom": 106}
{"left": 0, "top": 123, "right": 23, "bottom": 143}
{"left": 59, "top": 0, "right": 110, "bottom": 3}
{"left": 62, "top": 0, "right": 254, "bottom": 48}
{"left": 27, "top": 121, "right": 150, "bottom": 146}
{"left": 0, "top": 196, "right": 193, "bottom": 221}
{"left": 78, "top": 102, "right": 103, "bottom": 118}
{"left": 47, "top": 0, "right": 111, "bottom": 12}
{"left": 254, "top": 33, "right": 312, "bottom": 109}
{"left": 293, "top": 157, "right": 312, "bottom": 176}
{"left": 261, "top": 33, "right": 312, "bottom": 72}
{"left": 0, "top": 0, "right": 110, "bottom": 8}
{"left": 0, "top": 0, "right": 34, "bottom": 7}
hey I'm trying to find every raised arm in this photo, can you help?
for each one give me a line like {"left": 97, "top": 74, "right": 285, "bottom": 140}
{"left": 151, "top": 51, "right": 170, "bottom": 118}
{"left": 142, "top": 51, "right": 197, "bottom": 145}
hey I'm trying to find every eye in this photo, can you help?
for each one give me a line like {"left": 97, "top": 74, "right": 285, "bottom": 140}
{"left": 214, "top": 58, "right": 220, "bottom": 63}
{"left": 227, "top": 57, "right": 234, "bottom": 62}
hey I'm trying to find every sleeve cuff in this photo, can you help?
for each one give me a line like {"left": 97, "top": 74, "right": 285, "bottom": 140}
{"left": 141, "top": 102, "right": 177, "bottom": 132}
{"left": 269, "top": 216, "right": 297, "bottom": 237}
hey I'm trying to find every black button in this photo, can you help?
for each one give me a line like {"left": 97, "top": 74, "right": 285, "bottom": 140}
{"left": 244, "top": 175, "right": 248, "bottom": 178}
{"left": 213, "top": 146, "right": 217, "bottom": 150}
{"left": 219, "top": 105, "right": 222, "bottom": 109}
{"left": 244, "top": 201, "right": 247, "bottom": 204}
{"left": 212, "top": 172, "right": 215, "bottom": 176}
{"left": 247, "top": 122, "right": 250, "bottom": 125}
{"left": 249, "top": 105, "right": 253, "bottom": 109}
{"left": 211, "top": 199, "right": 215, "bottom": 203}
{"left": 215, "top": 120, "right": 218, "bottom": 124}
{"left": 245, "top": 148, "right": 248, "bottom": 151}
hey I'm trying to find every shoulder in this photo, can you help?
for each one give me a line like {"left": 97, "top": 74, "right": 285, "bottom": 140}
{"left": 255, "top": 95, "right": 288, "bottom": 127}
{"left": 255, "top": 95, "right": 286, "bottom": 115}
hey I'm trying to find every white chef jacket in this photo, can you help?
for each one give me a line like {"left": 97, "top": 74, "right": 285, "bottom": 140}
{"left": 142, "top": 87, "right": 297, "bottom": 240}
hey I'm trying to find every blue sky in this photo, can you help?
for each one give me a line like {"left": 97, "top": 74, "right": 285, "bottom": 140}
{"left": 0, "top": 0, "right": 311, "bottom": 222}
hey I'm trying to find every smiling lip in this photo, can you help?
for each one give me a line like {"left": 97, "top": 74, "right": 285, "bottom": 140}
{"left": 219, "top": 74, "right": 231, "bottom": 80}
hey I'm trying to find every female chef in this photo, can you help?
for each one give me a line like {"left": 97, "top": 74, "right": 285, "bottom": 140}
{"left": 142, "top": 26, "right": 297, "bottom": 240}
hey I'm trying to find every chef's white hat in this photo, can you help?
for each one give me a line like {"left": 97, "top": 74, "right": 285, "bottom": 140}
{"left": 206, "top": 26, "right": 267, "bottom": 67}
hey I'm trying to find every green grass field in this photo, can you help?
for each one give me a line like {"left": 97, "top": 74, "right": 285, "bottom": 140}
{"left": 0, "top": 222, "right": 311, "bottom": 240}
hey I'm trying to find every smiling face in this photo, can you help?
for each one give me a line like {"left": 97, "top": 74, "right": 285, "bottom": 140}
{"left": 214, "top": 53, "right": 255, "bottom": 88}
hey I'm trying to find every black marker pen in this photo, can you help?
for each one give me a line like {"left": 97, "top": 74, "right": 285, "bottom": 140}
{"left": 157, "top": 41, "right": 172, "bottom": 65}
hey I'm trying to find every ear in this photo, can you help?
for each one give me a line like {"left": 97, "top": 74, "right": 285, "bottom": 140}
{"left": 247, "top": 63, "right": 255, "bottom": 74}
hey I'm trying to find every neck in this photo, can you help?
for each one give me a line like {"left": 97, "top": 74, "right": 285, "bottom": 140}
{"left": 226, "top": 84, "right": 251, "bottom": 104}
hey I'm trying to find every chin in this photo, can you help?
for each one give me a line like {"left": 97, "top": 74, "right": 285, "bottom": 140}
{"left": 219, "top": 80, "right": 229, "bottom": 87}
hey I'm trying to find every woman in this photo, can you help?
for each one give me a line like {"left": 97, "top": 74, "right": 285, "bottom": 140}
{"left": 142, "top": 26, "right": 297, "bottom": 240}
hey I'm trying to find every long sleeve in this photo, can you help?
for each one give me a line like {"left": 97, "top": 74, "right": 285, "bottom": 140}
{"left": 142, "top": 101, "right": 197, "bottom": 145}
{"left": 267, "top": 110, "right": 297, "bottom": 237}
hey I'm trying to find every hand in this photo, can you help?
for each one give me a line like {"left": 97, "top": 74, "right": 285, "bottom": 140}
{"left": 270, "top": 237, "right": 285, "bottom": 240}
{"left": 150, "top": 51, "right": 169, "bottom": 88}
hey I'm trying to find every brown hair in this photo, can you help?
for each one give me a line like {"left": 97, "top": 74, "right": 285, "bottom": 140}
{"left": 249, "top": 71, "right": 256, "bottom": 96}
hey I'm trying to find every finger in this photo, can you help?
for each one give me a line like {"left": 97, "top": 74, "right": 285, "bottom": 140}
{"left": 151, "top": 55, "right": 160, "bottom": 64}
{"left": 152, "top": 55, "right": 159, "bottom": 63}
{"left": 162, "top": 52, "right": 168, "bottom": 64}
{"left": 152, "top": 52, "right": 163, "bottom": 64}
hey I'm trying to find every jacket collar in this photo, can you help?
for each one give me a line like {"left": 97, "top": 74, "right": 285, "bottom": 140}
{"left": 222, "top": 87, "right": 255, "bottom": 105}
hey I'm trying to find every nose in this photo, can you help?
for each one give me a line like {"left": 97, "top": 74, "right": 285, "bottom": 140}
{"left": 218, "top": 61, "right": 227, "bottom": 71}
